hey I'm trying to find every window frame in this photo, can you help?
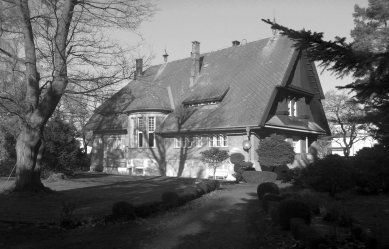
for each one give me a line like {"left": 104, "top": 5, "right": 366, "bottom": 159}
{"left": 208, "top": 134, "right": 228, "bottom": 148}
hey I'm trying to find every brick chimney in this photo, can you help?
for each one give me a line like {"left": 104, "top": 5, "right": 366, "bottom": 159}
{"left": 190, "top": 41, "right": 200, "bottom": 82}
{"left": 232, "top": 40, "right": 240, "bottom": 47}
{"left": 135, "top": 58, "right": 143, "bottom": 79}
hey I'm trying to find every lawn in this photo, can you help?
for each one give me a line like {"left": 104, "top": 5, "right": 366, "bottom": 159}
{"left": 0, "top": 172, "right": 199, "bottom": 223}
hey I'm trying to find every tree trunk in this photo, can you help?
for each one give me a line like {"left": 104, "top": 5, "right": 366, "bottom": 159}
{"left": 14, "top": 125, "right": 45, "bottom": 191}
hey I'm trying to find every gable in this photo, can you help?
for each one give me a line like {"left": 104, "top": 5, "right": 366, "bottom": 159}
{"left": 286, "top": 51, "right": 324, "bottom": 99}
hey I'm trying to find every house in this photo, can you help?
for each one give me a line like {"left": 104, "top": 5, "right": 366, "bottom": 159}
{"left": 84, "top": 35, "right": 331, "bottom": 179}
{"left": 330, "top": 130, "right": 377, "bottom": 156}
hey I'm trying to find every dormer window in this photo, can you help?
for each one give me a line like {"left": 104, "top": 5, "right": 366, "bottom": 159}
{"left": 288, "top": 98, "right": 298, "bottom": 117}
{"left": 182, "top": 86, "right": 229, "bottom": 107}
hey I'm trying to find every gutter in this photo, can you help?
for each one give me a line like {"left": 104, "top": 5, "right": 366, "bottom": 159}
{"left": 264, "top": 124, "right": 326, "bottom": 135}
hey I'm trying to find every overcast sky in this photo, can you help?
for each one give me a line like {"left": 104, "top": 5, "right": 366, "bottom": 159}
{"left": 112, "top": 0, "right": 368, "bottom": 93}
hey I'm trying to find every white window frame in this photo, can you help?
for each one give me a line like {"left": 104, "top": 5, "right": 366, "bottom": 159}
{"left": 137, "top": 117, "right": 144, "bottom": 148}
{"left": 208, "top": 134, "right": 228, "bottom": 147}
{"left": 174, "top": 136, "right": 193, "bottom": 148}
{"left": 147, "top": 116, "right": 156, "bottom": 148}
{"left": 288, "top": 98, "right": 298, "bottom": 117}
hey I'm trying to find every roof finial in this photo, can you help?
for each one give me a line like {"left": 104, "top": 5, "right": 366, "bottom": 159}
{"left": 163, "top": 49, "right": 169, "bottom": 63}
{"left": 272, "top": 10, "right": 278, "bottom": 37}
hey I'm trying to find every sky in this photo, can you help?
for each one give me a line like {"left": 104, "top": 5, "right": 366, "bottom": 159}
{"left": 112, "top": 0, "right": 368, "bottom": 94}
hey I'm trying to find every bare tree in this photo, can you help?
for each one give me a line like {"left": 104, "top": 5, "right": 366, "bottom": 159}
{"left": 323, "top": 90, "right": 369, "bottom": 157}
{"left": 0, "top": 0, "right": 154, "bottom": 191}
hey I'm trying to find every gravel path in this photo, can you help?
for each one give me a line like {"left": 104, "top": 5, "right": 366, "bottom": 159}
{"left": 141, "top": 184, "right": 293, "bottom": 249}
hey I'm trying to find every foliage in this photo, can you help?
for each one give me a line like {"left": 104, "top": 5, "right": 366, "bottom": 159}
{"left": 229, "top": 152, "right": 245, "bottom": 164}
{"left": 262, "top": 193, "right": 284, "bottom": 212}
{"left": 298, "top": 155, "right": 354, "bottom": 196}
{"left": 353, "top": 145, "right": 389, "bottom": 194}
{"left": 314, "top": 136, "right": 332, "bottom": 159}
{"left": 161, "top": 191, "right": 180, "bottom": 207}
{"left": 111, "top": 201, "right": 136, "bottom": 221}
{"left": 233, "top": 161, "right": 254, "bottom": 182}
{"left": 262, "top": 0, "right": 389, "bottom": 146}
{"left": 43, "top": 117, "right": 89, "bottom": 175}
{"left": 257, "top": 182, "right": 280, "bottom": 200}
{"left": 256, "top": 134, "right": 295, "bottom": 168}
{"left": 324, "top": 90, "right": 369, "bottom": 157}
{"left": 323, "top": 201, "right": 353, "bottom": 227}
{"left": 242, "top": 171, "right": 277, "bottom": 184}
{"left": 200, "top": 148, "right": 229, "bottom": 179}
{"left": 278, "top": 199, "right": 311, "bottom": 230}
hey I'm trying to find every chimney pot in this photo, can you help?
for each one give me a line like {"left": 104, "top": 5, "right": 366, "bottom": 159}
{"left": 232, "top": 40, "right": 240, "bottom": 47}
{"left": 190, "top": 41, "right": 200, "bottom": 84}
{"left": 135, "top": 58, "right": 143, "bottom": 79}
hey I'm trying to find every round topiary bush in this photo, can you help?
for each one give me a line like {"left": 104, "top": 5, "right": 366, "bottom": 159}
{"left": 278, "top": 199, "right": 311, "bottom": 230}
{"left": 257, "top": 182, "right": 280, "bottom": 200}
{"left": 112, "top": 201, "right": 136, "bottom": 220}
{"left": 161, "top": 191, "right": 180, "bottom": 207}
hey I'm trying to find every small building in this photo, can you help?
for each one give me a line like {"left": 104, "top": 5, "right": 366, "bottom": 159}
{"left": 85, "top": 35, "right": 330, "bottom": 179}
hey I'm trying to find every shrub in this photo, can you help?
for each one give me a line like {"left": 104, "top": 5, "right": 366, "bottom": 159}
{"left": 233, "top": 161, "right": 255, "bottom": 182}
{"left": 278, "top": 199, "right": 311, "bottom": 230}
{"left": 161, "top": 191, "right": 180, "bottom": 207}
{"left": 290, "top": 218, "right": 327, "bottom": 248}
{"left": 257, "top": 182, "right": 279, "bottom": 200}
{"left": 242, "top": 171, "right": 277, "bottom": 184}
{"left": 112, "top": 201, "right": 136, "bottom": 220}
{"left": 197, "top": 181, "right": 210, "bottom": 193}
{"left": 299, "top": 154, "right": 353, "bottom": 197}
{"left": 256, "top": 134, "right": 295, "bottom": 169}
{"left": 262, "top": 193, "right": 284, "bottom": 212}
{"left": 230, "top": 152, "right": 245, "bottom": 164}
{"left": 134, "top": 202, "right": 164, "bottom": 218}
{"left": 323, "top": 201, "right": 353, "bottom": 227}
{"left": 353, "top": 145, "right": 389, "bottom": 194}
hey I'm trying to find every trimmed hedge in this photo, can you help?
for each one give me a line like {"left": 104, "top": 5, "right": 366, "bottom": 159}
{"left": 233, "top": 161, "right": 255, "bottom": 182}
{"left": 112, "top": 201, "right": 136, "bottom": 220}
{"left": 161, "top": 191, "right": 180, "bottom": 207}
{"left": 278, "top": 199, "right": 311, "bottom": 230}
{"left": 257, "top": 182, "right": 280, "bottom": 200}
{"left": 242, "top": 171, "right": 277, "bottom": 184}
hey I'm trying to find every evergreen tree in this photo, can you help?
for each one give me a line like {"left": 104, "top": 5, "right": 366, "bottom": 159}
{"left": 256, "top": 134, "right": 295, "bottom": 169}
{"left": 262, "top": 0, "right": 389, "bottom": 146}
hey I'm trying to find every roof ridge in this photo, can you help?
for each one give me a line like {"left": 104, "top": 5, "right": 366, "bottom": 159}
{"left": 146, "top": 37, "right": 272, "bottom": 70}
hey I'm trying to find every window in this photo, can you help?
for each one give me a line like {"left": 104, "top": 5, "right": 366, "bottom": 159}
{"left": 148, "top": 117, "right": 155, "bottom": 147}
{"left": 209, "top": 134, "right": 228, "bottom": 147}
{"left": 194, "top": 136, "right": 203, "bottom": 147}
{"left": 137, "top": 116, "right": 156, "bottom": 148}
{"left": 174, "top": 136, "right": 193, "bottom": 148}
{"left": 288, "top": 98, "right": 297, "bottom": 117}
{"left": 137, "top": 117, "right": 144, "bottom": 148}
{"left": 292, "top": 140, "right": 301, "bottom": 154}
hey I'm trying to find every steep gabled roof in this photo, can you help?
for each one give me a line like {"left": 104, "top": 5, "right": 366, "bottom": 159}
{"left": 86, "top": 36, "right": 304, "bottom": 133}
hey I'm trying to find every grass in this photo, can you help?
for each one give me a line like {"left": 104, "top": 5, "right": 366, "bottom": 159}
{"left": 0, "top": 172, "right": 199, "bottom": 223}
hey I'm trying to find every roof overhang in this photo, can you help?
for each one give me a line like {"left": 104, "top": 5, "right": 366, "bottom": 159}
{"left": 264, "top": 124, "right": 326, "bottom": 135}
